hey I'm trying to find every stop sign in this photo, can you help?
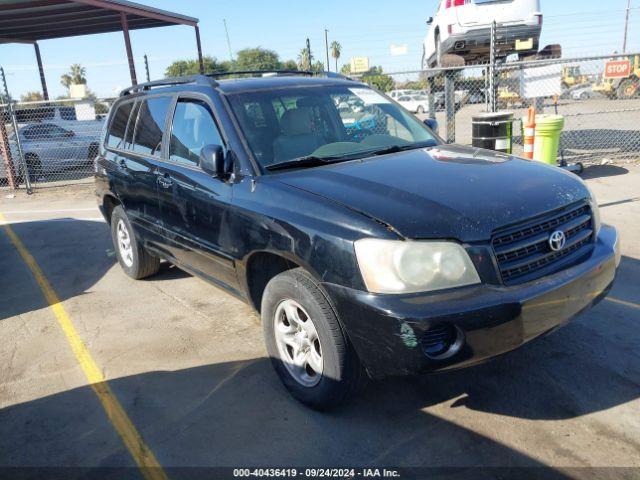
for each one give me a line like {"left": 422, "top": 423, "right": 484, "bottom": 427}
{"left": 604, "top": 60, "right": 631, "bottom": 79}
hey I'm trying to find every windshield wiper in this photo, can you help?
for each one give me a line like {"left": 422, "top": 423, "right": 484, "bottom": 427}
{"left": 265, "top": 155, "right": 341, "bottom": 171}
{"left": 265, "top": 141, "right": 439, "bottom": 172}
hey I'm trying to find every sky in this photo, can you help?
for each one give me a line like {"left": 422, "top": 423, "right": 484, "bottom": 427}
{"left": 1, "top": 0, "right": 638, "bottom": 99}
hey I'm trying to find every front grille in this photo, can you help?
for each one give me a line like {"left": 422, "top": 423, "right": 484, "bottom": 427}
{"left": 492, "top": 203, "right": 594, "bottom": 284}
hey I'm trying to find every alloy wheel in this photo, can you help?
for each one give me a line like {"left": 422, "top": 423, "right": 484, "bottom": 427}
{"left": 273, "top": 299, "right": 323, "bottom": 387}
{"left": 116, "top": 219, "right": 134, "bottom": 267}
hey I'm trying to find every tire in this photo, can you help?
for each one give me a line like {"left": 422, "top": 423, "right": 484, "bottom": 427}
{"left": 617, "top": 78, "right": 639, "bottom": 100}
{"left": 435, "top": 34, "right": 442, "bottom": 67}
{"left": 262, "top": 268, "right": 364, "bottom": 410}
{"left": 23, "top": 154, "right": 42, "bottom": 182}
{"left": 110, "top": 205, "right": 160, "bottom": 280}
{"left": 88, "top": 143, "right": 99, "bottom": 163}
{"left": 580, "top": 92, "right": 589, "bottom": 101}
{"left": 416, "top": 105, "right": 425, "bottom": 114}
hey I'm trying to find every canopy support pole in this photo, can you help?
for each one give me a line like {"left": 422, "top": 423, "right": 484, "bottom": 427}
{"left": 121, "top": 12, "right": 137, "bottom": 85}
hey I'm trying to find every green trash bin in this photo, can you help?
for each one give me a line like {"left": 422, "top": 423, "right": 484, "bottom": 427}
{"left": 533, "top": 114, "right": 564, "bottom": 165}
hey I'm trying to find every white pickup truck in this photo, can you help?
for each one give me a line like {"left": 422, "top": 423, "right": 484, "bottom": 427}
{"left": 422, "top": 0, "right": 542, "bottom": 68}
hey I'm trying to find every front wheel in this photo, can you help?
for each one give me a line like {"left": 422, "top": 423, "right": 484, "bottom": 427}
{"left": 262, "top": 268, "right": 363, "bottom": 410}
{"left": 416, "top": 105, "right": 425, "bottom": 114}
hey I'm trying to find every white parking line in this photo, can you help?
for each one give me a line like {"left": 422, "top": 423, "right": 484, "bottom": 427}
{"left": 0, "top": 208, "right": 99, "bottom": 214}
{"left": 0, "top": 217, "right": 105, "bottom": 225}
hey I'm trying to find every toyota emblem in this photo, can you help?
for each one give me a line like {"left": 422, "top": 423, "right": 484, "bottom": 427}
{"left": 549, "top": 230, "right": 566, "bottom": 252}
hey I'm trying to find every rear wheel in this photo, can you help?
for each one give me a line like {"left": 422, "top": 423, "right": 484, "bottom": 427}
{"left": 110, "top": 206, "right": 160, "bottom": 279}
{"left": 262, "top": 268, "right": 364, "bottom": 410}
{"left": 88, "top": 143, "right": 99, "bottom": 163}
{"left": 416, "top": 105, "right": 425, "bottom": 114}
{"left": 21, "top": 154, "right": 42, "bottom": 182}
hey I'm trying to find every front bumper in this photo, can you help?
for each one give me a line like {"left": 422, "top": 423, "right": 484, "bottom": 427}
{"left": 324, "top": 225, "right": 620, "bottom": 379}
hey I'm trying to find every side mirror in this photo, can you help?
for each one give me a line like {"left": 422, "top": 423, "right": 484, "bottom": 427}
{"left": 423, "top": 118, "right": 439, "bottom": 134}
{"left": 199, "top": 144, "right": 227, "bottom": 177}
{"left": 426, "top": 17, "right": 434, "bottom": 25}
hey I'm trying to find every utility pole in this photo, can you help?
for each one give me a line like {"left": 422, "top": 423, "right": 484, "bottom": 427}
{"left": 325, "top": 29, "right": 330, "bottom": 72}
{"left": 143, "top": 54, "right": 150, "bottom": 82}
{"left": 306, "top": 38, "right": 312, "bottom": 70}
{"left": 223, "top": 19, "right": 234, "bottom": 62}
{"left": 623, "top": 0, "right": 631, "bottom": 53}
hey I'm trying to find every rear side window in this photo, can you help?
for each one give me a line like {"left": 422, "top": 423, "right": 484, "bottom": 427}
{"left": 169, "top": 99, "right": 224, "bottom": 165}
{"left": 124, "top": 101, "right": 142, "bottom": 149}
{"left": 107, "top": 102, "right": 134, "bottom": 149}
{"left": 131, "top": 97, "right": 172, "bottom": 157}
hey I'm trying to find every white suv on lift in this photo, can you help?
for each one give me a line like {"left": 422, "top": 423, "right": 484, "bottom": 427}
{"left": 422, "top": 0, "right": 543, "bottom": 69}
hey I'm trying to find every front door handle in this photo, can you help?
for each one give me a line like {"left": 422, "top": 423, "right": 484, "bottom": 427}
{"left": 157, "top": 174, "right": 174, "bottom": 189}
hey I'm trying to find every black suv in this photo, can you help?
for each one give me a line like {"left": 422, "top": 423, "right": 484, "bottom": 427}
{"left": 96, "top": 72, "right": 620, "bottom": 409}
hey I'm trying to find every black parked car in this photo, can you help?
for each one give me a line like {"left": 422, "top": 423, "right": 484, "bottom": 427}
{"left": 95, "top": 72, "right": 620, "bottom": 410}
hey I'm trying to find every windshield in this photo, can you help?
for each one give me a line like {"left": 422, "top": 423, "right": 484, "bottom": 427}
{"left": 227, "top": 85, "right": 439, "bottom": 170}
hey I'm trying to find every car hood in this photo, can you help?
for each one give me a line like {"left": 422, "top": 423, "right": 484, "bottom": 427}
{"left": 276, "top": 145, "right": 590, "bottom": 242}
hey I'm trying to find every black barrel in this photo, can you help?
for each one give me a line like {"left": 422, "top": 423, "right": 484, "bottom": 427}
{"left": 472, "top": 112, "right": 514, "bottom": 154}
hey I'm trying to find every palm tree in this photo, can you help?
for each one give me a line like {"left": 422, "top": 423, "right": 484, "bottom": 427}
{"left": 60, "top": 64, "right": 87, "bottom": 91}
{"left": 330, "top": 41, "right": 342, "bottom": 73}
{"left": 297, "top": 48, "right": 311, "bottom": 71}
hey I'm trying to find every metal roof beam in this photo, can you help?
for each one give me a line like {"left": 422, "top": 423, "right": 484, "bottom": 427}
{"left": 0, "top": 0, "right": 69, "bottom": 12}
{"left": 0, "top": 5, "right": 98, "bottom": 23}
{"left": 3, "top": 17, "right": 164, "bottom": 40}
{"left": 69, "top": 0, "right": 198, "bottom": 26}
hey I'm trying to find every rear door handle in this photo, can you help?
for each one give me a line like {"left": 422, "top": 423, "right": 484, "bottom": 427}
{"left": 157, "top": 174, "right": 174, "bottom": 189}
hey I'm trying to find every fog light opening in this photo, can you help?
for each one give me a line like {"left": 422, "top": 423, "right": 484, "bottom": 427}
{"left": 421, "top": 324, "right": 464, "bottom": 360}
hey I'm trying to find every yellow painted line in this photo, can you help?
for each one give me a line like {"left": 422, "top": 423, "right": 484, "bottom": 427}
{"left": 0, "top": 213, "right": 168, "bottom": 480}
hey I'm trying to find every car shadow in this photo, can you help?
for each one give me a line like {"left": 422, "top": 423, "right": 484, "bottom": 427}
{"left": 580, "top": 164, "right": 629, "bottom": 180}
{"left": 0, "top": 360, "right": 575, "bottom": 479}
{"left": 0, "top": 218, "right": 116, "bottom": 322}
{"left": 1, "top": 219, "right": 638, "bottom": 474}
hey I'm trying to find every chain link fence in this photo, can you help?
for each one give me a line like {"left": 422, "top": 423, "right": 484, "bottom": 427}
{"left": 2, "top": 51, "right": 639, "bottom": 192}
{"left": 1, "top": 97, "right": 114, "bottom": 191}
{"left": 371, "top": 49, "right": 640, "bottom": 167}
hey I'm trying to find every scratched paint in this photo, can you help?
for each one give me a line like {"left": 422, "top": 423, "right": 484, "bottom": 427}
{"left": 398, "top": 322, "right": 418, "bottom": 348}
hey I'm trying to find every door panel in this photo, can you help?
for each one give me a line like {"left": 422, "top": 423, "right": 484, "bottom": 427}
{"left": 106, "top": 99, "right": 165, "bottom": 245}
{"left": 156, "top": 162, "right": 237, "bottom": 289}
{"left": 157, "top": 98, "right": 238, "bottom": 291}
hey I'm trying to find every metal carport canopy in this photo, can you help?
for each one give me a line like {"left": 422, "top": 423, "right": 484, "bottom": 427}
{"left": 0, "top": 0, "right": 204, "bottom": 88}
{"left": 0, "top": 0, "right": 204, "bottom": 190}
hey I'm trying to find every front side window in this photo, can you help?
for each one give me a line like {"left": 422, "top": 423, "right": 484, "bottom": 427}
{"left": 227, "top": 85, "right": 439, "bottom": 170}
{"left": 169, "top": 99, "right": 224, "bottom": 165}
{"left": 131, "top": 97, "right": 172, "bottom": 157}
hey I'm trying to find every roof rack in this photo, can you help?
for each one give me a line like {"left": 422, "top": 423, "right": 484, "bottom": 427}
{"left": 206, "top": 70, "right": 354, "bottom": 81}
{"left": 118, "top": 70, "right": 355, "bottom": 97}
{"left": 119, "top": 75, "right": 217, "bottom": 96}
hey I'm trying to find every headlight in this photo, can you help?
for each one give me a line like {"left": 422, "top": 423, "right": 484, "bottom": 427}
{"left": 354, "top": 239, "right": 481, "bottom": 294}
